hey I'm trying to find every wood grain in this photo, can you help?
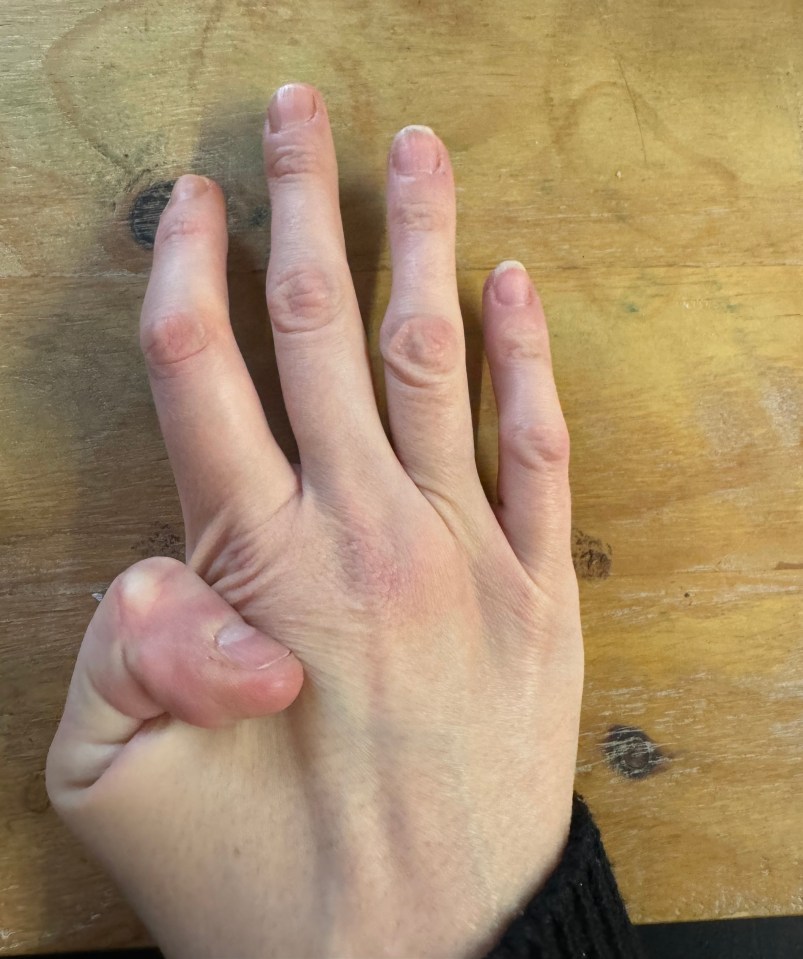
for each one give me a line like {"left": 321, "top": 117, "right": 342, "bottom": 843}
{"left": 1, "top": 0, "right": 801, "bottom": 952}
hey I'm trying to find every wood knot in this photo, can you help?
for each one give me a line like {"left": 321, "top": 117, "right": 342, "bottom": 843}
{"left": 129, "top": 180, "right": 175, "bottom": 249}
{"left": 603, "top": 725, "right": 667, "bottom": 780}
{"left": 572, "top": 528, "right": 612, "bottom": 579}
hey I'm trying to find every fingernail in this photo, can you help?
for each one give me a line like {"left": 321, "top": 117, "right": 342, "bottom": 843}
{"left": 391, "top": 125, "right": 441, "bottom": 175}
{"left": 215, "top": 621, "right": 292, "bottom": 670}
{"left": 268, "top": 83, "right": 317, "bottom": 132}
{"left": 172, "top": 174, "right": 210, "bottom": 202}
{"left": 492, "top": 260, "right": 532, "bottom": 306}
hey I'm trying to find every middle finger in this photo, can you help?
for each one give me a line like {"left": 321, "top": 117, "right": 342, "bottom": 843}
{"left": 262, "top": 84, "right": 388, "bottom": 491}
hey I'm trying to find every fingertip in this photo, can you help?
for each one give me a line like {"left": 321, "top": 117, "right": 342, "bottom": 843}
{"left": 154, "top": 176, "right": 227, "bottom": 252}
{"left": 169, "top": 174, "right": 218, "bottom": 204}
{"left": 266, "top": 82, "right": 322, "bottom": 135}
{"left": 243, "top": 650, "right": 305, "bottom": 716}
{"left": 492, "top": 260, "right": 528, "bottom": 284}
{"left": 215, "top": 621, "right": 291, "bottom": 669}
{"left": 484, "top": 260, "right": 536, "bottom": 309}
{"left": 269, "top": 651, "right": 305, "bottom": 709}
{"left": 389, "top": 125, "right": 448, "bottom": 176}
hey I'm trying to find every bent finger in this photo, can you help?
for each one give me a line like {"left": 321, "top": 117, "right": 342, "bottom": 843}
{"left": 46, "top": 557, "right": 303, "bottom": 795}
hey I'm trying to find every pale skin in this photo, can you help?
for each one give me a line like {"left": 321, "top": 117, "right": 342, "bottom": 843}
{"left": 46, "top": 83, "right": 584, "bottom": 959}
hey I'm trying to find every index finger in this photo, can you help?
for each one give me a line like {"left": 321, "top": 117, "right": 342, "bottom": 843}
{"left": 141, "top": 175, "right": 298, "bottom": 552}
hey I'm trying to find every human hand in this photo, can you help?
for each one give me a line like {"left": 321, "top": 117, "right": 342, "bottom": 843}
{"left": 47, "top": 83, "right": 583, "bottom": 959}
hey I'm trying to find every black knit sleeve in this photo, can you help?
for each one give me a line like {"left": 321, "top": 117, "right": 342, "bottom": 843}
{"left": 482, "top": 795, "right": 645, "bottom": 959}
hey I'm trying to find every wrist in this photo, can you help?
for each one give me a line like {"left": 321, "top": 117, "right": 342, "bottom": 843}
{"left": 315, "top": 786, "right": 574, "bottom": 959}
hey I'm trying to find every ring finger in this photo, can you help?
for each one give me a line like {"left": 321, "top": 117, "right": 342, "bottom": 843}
{"left": 380, "top": 126, "right": 480, "bottom": 512}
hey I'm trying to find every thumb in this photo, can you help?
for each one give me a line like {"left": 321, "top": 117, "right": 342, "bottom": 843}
{"left": 47, "top": 557, "right": 302, "bottom": 794}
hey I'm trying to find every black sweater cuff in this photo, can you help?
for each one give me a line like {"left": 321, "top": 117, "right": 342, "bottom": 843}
{"left": 483, "top": 794, "right": 645, "bottom": 959}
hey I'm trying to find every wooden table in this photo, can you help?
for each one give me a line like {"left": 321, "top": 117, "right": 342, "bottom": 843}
{"left": 1, "top": 0, "right": 801, "bottom": 952}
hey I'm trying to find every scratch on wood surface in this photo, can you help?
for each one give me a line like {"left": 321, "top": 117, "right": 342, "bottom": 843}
{"left": 766, "top": 679, "right": 803, "bottom": 701}
{"left": 189, "top": 0, "right": 226, "bottom": 88}
{"left": 770, "top": 720, "right": 803, "bottom": 740}
{"left": 615, "top": 55, "right": 648, "bottom": 165}
{"left": 593, "top": 0, "right": 647, "bottom": 165}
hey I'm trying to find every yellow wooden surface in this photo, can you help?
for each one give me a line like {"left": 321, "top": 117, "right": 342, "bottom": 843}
{"left": 1, "top": 0, "right": 801, "bottom": 952}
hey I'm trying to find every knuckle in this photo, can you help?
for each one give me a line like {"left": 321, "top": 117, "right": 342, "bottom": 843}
{"left": 380, "top": 314, "right": 461, "bottom": 387}
{"left": 344, "top": 534, "right": 403, "bottom": 612}
{"left": 390, "top": 198, "right": 451, "bottom": 235}
{"left": 495, "top": 322, "right": 549, "bottom": 363}
{"left": 502, "top": 419, "right": 571, "bottom": 469}
{"left": 140, "top": 306, "right": 215, "bottom": 373}
{"left": 155, "top": 210, "right": 212, "bottom": 249}
{"left": 266, "top": 141, "right": 324, "bottom": 182}
{"left": 107, "top": 558, "right": 183, "bottom": 623}
{"left": 330, "top": 511, "right": 411, "bottom": 615}
{"left": 267, "top": 263, "right": 342, "bottom": 334}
